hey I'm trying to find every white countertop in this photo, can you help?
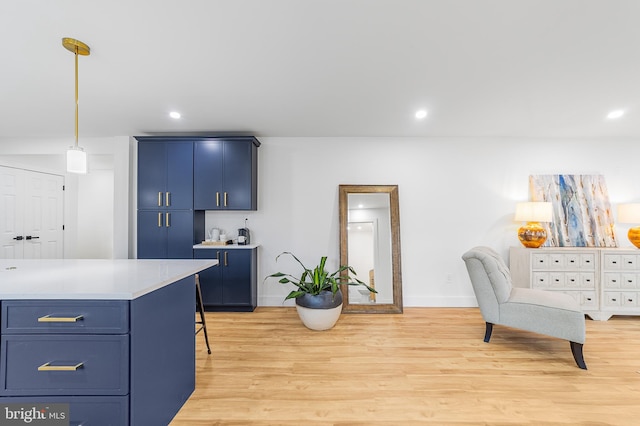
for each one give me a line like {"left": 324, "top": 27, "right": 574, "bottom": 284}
{"left": 0, "top": 259, "right": 218, "bottom": 300}
{"left": 193, "top": 243, "right": 260, "bottom": 249}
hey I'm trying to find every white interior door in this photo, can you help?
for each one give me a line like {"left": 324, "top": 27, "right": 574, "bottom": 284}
{"left": 0, "top": 166, "right": 64, "bottom": 259}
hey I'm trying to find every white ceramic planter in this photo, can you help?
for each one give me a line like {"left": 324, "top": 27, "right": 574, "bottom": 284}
{"left": 295, "top": 303, "right": 343, "bottom": 331}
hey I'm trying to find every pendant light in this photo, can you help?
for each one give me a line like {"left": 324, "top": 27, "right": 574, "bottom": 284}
{"left": 62, "top": 37, "right": 90, "bottom": 174}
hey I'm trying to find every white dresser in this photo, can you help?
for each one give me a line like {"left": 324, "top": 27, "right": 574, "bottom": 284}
{"left": 509, "top": 247, "right": 640, "bottom": 321}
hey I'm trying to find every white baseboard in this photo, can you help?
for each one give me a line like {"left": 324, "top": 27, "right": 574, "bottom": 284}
{"left": 258, "top": 296, "right": 478, "bottom": 308}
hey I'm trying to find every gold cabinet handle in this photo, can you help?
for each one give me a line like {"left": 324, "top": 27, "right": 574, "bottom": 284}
{"left": 38, "top": 315, "right": 84, "bottom": 323}
{"left": 216, "top": 192, "right": 220, "bottom": 207}
{"left": 158, "top": 212, "right": 162, "bottom": 227}
{"left": 158, "top": 192, "right": 162, "bottom": 207}
{"left": 38, "top": 362, "right": 84, "bottom": 372}
{"left": 216, "top": 251, "right": 220, "bottom": 262}
{"left": 224, "top": 192, "right": 228, "bottom": 207}
{"left": 224, "top": 251, "right": 228, "bottom": 266}
{"left": 166, "top": 212, "right": 170, "bottom": 227}
{"left": 165, "top": 192, "right": 171, "bottom": 206}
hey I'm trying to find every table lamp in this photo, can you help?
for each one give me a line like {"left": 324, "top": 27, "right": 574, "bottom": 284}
{"left": 617, "top": 203, "right": 640, "bottom": 248}
{"left": 514, "top": 202, "right": 553, "bottom": 248}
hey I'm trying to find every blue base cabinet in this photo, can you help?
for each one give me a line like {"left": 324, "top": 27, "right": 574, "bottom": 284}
{"left": 0, "top": 277, "right": 196, "bottom": 425}
{"left": 194, "top": 247, "right": 257, "bottom": 312}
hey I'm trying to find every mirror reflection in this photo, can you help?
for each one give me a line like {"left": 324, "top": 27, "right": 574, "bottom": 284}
{"left": 339, "top": 185, "right": 403, "bottom": 313}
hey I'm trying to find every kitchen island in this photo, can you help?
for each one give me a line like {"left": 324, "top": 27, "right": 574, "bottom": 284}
{"left": 0, "top": 258, "right": 217, "bottom": 426}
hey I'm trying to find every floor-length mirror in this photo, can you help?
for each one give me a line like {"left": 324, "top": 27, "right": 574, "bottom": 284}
{"left": 339, "top": 185, "right": 402, "bottom": 313}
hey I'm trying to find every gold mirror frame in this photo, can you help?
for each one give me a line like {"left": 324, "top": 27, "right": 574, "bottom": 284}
{"left": 339, "top": 185, "right": 403, "bottom": 313}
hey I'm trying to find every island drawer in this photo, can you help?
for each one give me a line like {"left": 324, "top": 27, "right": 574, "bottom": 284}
{"left": 1, "top": 300, "right": 129, "bottom": 334}
{"left": 0, "top": 395, "right": 129, "bottom": 425}
{"left": 0, "top": 335, "right": 129, "bottom": 396}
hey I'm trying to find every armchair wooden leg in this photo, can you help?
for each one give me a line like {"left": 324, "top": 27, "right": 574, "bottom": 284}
{"left": 483, "top": 322, "right": 493, "bottom": 343}
{"left": 570, "top": 341, "right": 587, "bottom": 370}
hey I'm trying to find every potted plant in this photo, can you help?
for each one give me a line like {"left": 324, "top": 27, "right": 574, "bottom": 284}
{"left": 265, "top": 252, "right": 376, "bottom": 330}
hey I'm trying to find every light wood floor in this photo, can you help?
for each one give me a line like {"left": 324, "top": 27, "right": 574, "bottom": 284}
{"left": 171, "top": 307, "right": 640, "bottom": 425}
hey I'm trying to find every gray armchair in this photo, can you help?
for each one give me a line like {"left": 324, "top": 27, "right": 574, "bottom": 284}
{"left": 462, "top": 246, "right": 587, "bottom": 369}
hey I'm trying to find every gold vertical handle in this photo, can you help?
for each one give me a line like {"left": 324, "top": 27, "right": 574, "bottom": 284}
{"left": 224, "top": 192, "right": 228, "bottom": 207}
{"left": 224, "top": 251, "right": 228, "bottom": 266}
{"left": 158, "top": 192, "right": 162, "bottom": 207}
{"left": 38, "top": 362, "right": 84, "bottom": 371}
{"left": 165, "top": 192, "right": 170, "bottom": 206}
{"left": 216, "top": 192, "right": 220, "bottom": 207}
{"left": 216, "top": 251, "right": 220, "bottom": 262}
{"left": 158, "top": 212, "right": 162, "bottom": 227}
{"left": 166, "top": 212, "right": 170, "bottom": 227}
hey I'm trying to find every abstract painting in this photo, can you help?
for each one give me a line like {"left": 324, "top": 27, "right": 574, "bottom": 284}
{"left": 529, "top": 174, "right": 617, "bottom": 247}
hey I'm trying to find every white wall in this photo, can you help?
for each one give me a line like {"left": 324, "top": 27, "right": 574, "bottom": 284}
{"left": 4, "top": 136, "right": 640, "bottom": 307}
{"left": 250, "top": 137, "right": 640, "bottom": 307}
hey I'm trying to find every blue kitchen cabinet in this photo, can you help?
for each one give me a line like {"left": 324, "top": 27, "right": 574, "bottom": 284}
{"left": 193, "top": 137, "right": 259, "bottom": 210}
{"left": 137, "top": 210, "right": 195, "bottom": 259}
{"left": 136, "top": 138, "right": 198, "bottom": 259}
{"left": 194, "top": 247, "right": 257, "bottom": 311}
{"left": 137, "top": 140, "right": 193, "bottom": 210}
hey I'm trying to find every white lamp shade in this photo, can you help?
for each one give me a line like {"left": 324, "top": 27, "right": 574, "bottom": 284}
{"left": 514, "top": 202, "right": 553, "bottom": 222}
{"left": 67, "top": 146, "right": 87, "bottom": 174}
{"left": 617, "top": 203, "right": 640, "bottom": 224}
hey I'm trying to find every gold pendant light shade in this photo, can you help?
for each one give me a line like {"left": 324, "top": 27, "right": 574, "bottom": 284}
{"left": 62, "top": 37, "right": 90, "bottom": 174}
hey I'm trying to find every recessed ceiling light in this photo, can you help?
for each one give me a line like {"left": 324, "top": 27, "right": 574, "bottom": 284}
{"left": 415, "top": 109, "right": 428, "bottom": 119}
{"left": 607, "top": 110, "right": 625, "bottom": 119}
{"left": 169, "top": 111, "right": 181, "bottom": 119}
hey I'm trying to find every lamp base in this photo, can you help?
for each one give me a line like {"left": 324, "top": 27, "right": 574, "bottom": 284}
{"left": 518, "top": 222, "right": 547, "bottom": 248}
{"left": 628, "top": 227, "right": 640, "bottom": 249}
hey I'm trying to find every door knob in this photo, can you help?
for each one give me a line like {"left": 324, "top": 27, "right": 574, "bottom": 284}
{"left": 13, "top": 236, "right": 24, "bottom": 241}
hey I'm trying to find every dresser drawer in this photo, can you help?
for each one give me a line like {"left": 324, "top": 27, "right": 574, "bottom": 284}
{"left": 0, "top": 395, "right": 129, "bottom": 425}
{"left": 0, "top": 335, "right": 129, "bottom": 396}
{"left": 2, "top": 301, "right": 129, "bottom": 334}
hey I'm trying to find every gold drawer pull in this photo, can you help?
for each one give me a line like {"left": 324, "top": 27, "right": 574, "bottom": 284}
{"left": 38, "top": 362, "right": 84, "bottom": 371}
{"left": 38, "top": 315, "right": 84, "bottom": 323}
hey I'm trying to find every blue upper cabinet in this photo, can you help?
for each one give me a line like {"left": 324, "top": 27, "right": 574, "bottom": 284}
{"left": 194, "top": 137, "right": 259, "bottom": 210}
{"left": 137, "top": 140, "right": 194, "bottom": 210}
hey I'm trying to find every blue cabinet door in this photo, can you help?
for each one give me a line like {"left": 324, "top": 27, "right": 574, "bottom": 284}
{"left": 193, "top": 138, "right": 257, "bottom": 211}
{"left": 138, "top": 142, "right": 166, "bottom": 209}
{"left": 193, "top": 140, "right": 223, "bottom": 210}
{"left": 137, "top": 211, "right": 167, "bottom": 259}
{"left": 223, "top": 140, "right": 255, "bottom": 210}
{"left": 222, "top": 249, "right": 254, "bottom": 306}
{"left": 166, "top": 210, "right": 195, "bottom": 259}
{"left": 165, "top": 142, "right": 194, "bottom": 210}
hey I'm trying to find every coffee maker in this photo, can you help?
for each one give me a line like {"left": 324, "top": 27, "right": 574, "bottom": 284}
{"left": 237, "top": 219, "right": 250, "bottom": 245}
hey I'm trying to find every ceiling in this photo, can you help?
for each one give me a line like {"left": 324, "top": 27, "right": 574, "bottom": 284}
{"left": 2, "top": 0, "right": 640, "bottom": 140}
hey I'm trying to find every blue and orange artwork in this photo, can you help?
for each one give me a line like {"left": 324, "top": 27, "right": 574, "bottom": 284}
{"left": 529, "top": 174, "right": 617, "bottom": 247}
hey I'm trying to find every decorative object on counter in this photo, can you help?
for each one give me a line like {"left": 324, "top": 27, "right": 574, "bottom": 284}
{"left": 62, "top": 37, "right": 91, "bottom": 174}
{"left": 238, "top": 218, "right": 250, "bottom": 245}
{"left": 617, "top": 203, "right": 640, "bottom": 248}
{"left": 208, "top": 228, "right": 220, "bottom": 241}
{"left": 264, "top": 252, "right": 376, "bottom": 330}
{"left": 514, "top": 201, "right": 553, "bottom": 248}
{"left": 219, "top": 233, "right": 227, "bottom": 242}
{"left": 529, "top": 174, "right": 617, "bottom": 247}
